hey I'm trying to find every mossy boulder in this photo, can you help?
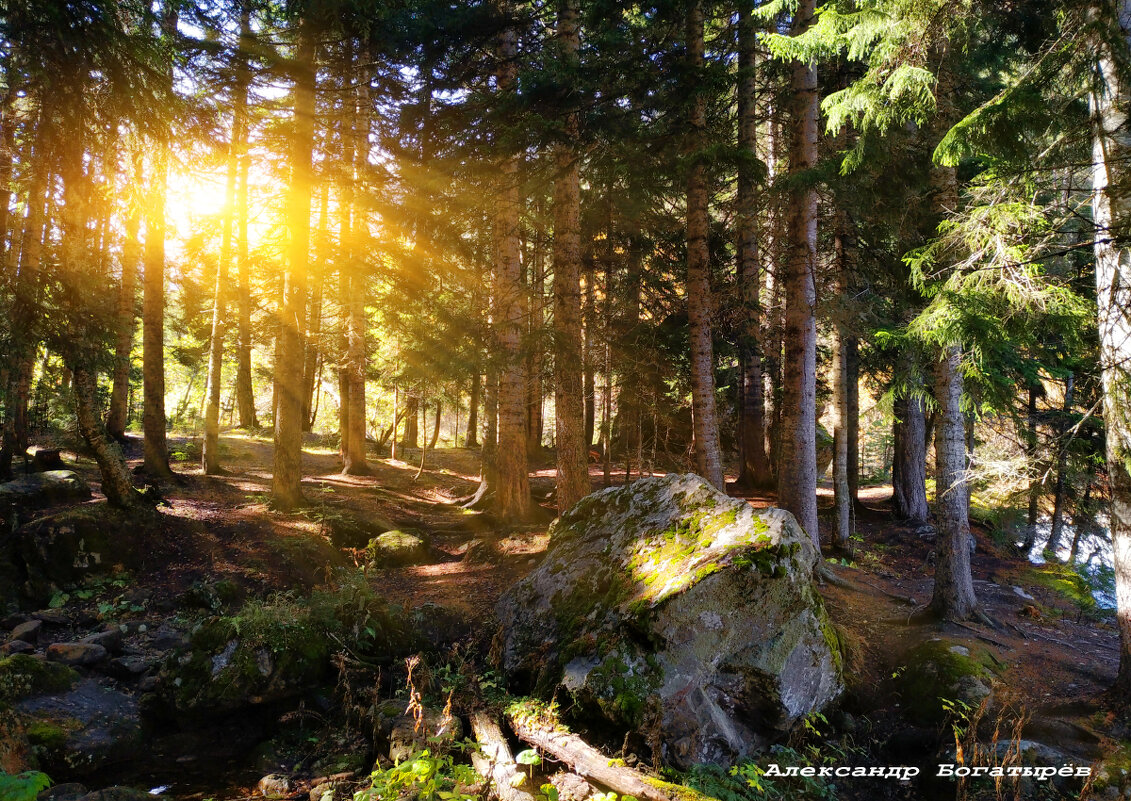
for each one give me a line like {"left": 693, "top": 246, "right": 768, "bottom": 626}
{"left": 160, "top": 616, "right": 331, "bottom": 718}
{"left": 15, "top": 679, "right": 142, "bottom": 778}
{"left": 365, "top": 530, "right": 431, "bottom": 568}
{"left": 12, "top": 505, "right": 154, "bottom": 605}
{"left": 496, "top": 473, "right": 844, "bottom": 769}
{"left": 0, "top": 471, "right": 90, "bottom": 511}
{"left": 896, "top": 639, "right": 995, "bottom": 726}
{"left": 0, "top": 654, "right": 80, "bottom": 704}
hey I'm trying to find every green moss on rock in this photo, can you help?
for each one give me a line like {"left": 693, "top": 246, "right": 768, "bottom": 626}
{"left": 0, "top": 655, "right": 80, "bottom": 704}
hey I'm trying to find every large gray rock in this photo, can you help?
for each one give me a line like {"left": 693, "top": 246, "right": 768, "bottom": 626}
{"left": 496, "top": 473, "right": 843, "bottom": 769}
{"left": 0, "top": 471, "right": 90, "bottom": 509}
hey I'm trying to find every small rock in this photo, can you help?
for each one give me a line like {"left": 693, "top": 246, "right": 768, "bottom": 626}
{"left": 32, "top": 609, "right": 70, "bottom": 625}
{"left": 107, "top": 655, "right": 153, "bottom": 678}
{"left": 1012, "top": 586, "right": 1035, "bottom": 601}
{"left": 137, "top": 675, "right": 159, "bottom": 692}
{"left": 549, "top": 771, "right": 593, "bottom": 801}
{"left": 1, "top": 639, "right": 35, "bottom": 656}
{"left": 948, "top": 645, "right": 970, "bottom": 656}
{"left": 914, "top": 523, "right": 937, "bottom": 539}
{"left": 258, "top": 774, "right": 291, "bottom": 798}
{"left": 38, "top": 783, "right": 88, "bottom": 801}
{"left": 81, "top": 629, "right": 123, "bottom": 653}
{"left": 46, "top": 642, "right": 108, "bottom": 667}
{"left": 1, "top": 613, "right": 30, "bottom": 629}
{"left": 151, "top": 626, "right": 187, "bottom": 652}
{"left": 12, "top": 619, "right": 43, "bottom": 644}
{"left": 122, "top": 588, "right": 151, "bottom": 605}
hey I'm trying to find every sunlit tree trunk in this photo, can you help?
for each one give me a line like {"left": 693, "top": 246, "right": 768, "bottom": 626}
{"left": 495, "top": 0, "right": 531, "bottom": 521}
{"left": 735, "top": 0, "right": 771, "bottom": 490}
{"left": 272, "top": 17, "right": 316, "bottom": 511}
{"left": 779, "top": 0, "right": 820, "bottom": 544}
{"left": 1089, "top": 0, "right": 1131, "bottom": 695}
{"left": 234, "top": 4, "right": 257, "bottom": 430}
{"left": 203, "top": 92, "right": 243, "bottom": 474}
{"left": 141, "top": 4, "right": 177, "bottom": 478}
{"left": 684, "top": 0, "right": 724, "bottom": 491}
{"left": 552, "top": 0, "right": 590, "bottom": 513}
{"left": 467, "top": 372, "right": 481, "bottom": 448}
{"left": 344, "top": 47, "right": 371, "bottom": 475}
{"left": 583, "top": 254, "right": 596, "bottom": 448}
{"left": 928, "top": 157, "right": 977, "bottom": 620}
{"left": 303, "top": 186, "right": 328, "bottom": 434}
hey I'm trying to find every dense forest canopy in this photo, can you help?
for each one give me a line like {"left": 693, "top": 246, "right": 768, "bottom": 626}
{"left": 4, "top": 0, "right": 1131, "bottom": 795}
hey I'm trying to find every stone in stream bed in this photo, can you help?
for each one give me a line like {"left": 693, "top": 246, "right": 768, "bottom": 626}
{"left": 496, "top": 473, "right": 845, "bottom": 769}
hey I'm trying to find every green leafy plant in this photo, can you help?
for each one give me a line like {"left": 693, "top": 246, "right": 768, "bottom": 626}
{"left": 0, "top": 771, "right": 51, "bottom": 801}
{"left": 354, "top": 749, "right": 479, "bottom": 801}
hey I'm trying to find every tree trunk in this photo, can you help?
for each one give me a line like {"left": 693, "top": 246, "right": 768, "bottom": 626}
{"left": 494, "top": 0, "right": 531, "bottom": 522}
{"left": 74, "top": 366, "right": 146, "bottom": 509}
{"left": 203, "top": 95, "right": 242, "bottom": 474}
{"left": 1048, "top": 373, "right": 1075, "bottom": 555}
{"left": 583, "top": 254, "right": 596, "bottom": 448}
{"left": 343, "top": 47, "right": 371, "bottom": 475}
{"left": 846, "top": 335, "right": 860, "bottom": 504}
{"left": 552, "top": 0, "right": 590, "bottom": 513}
{"left": 735, "top": 1, "right": 771, "bottom": 490}
{"left": 234, "top": 5, "right": 257, "bottom": 430}
{"left": 272, "top": 18, "right": 316, "bottom": 511}
{"left": 892, "top": 389, "right": 930, "bottom": 522}
{"left": 107, "top": 155, "right": 141, "bottom": 441}
{"left": 141, "top": 5, "right": 177, "bottom": 479}
{"left": 467, "top": 372, "right": 481, "bottom": 448}
{"left": 527, "top": 234, "right": 545, "bottom": 454}
{"left": 429, "top": 401, "right": 442, "bottom": 449}
{"left": 403, "top": 395, "right": 420, "bottom": 449}
{"left": 1089, "top": 0, "right": 1131, "bottom": 696}
{"left": 930, "top": 344, "right": 978, "bottom": 620}
{"left": 303, "top": 186, "right": 328, "bottom": 434}
{"left": 684, "top": 0, "right": 724, "bottom": 491}
{"left": 778, "top": 0, "right": 820, "bottom": 544}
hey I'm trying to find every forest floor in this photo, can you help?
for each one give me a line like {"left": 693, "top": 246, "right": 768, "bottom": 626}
{"left": 6, "top": 431, "right": 1125, "bottom": 800}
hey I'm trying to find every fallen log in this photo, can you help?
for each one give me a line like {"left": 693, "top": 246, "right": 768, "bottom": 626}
{"left": 505, "top": 710, "right": 681, "bottom": 801}
{"left": 470, "top": 711, "right": 536, "bottom": 801}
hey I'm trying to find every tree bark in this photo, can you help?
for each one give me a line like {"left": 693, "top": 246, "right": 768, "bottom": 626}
{"left": 234, "top": 4, "right": 257, "bottom": 430}
{"left": 506, "top": 712, "right": 679, "bottom": 801}
{"left": 468, "top": 712, "right": 535, "bottom": 801}
{"left": 929, "top": 344, "right": 978, "bottom": 620}
{"left": 1089, "top": 0, "right": 1131, "bottom": 696}
{"left": 551, "top": 0, "right": 590, "bottom": 513}
{"left": 467, "top": 372, "right": 481, "bottom": 448}
{"left": 107, "top": 154, "right": 141, "bottom": 441}
{"left": 74, "top": 366, "right": 146, "bottom": 509}
{"left": 892, "top": 388, "right": 930, "bottom": 522}
{"left": 684, "top": 0, "right": 725, "bottom": 491}
{"left": 735, "top": 1, "right": 772, "bottom": 490}
{"left": 494, "top": 0, "right": 531, "bottom": 522}
{"left": 343, "top": 46, "right": 371, "bottom": 475}
{"left": 141, "top": 4, "right": 178, "bottom": 479}
{"left": 272, "top": 17, "right": 316, "bottom": 511}
{"left": 778, "top": 0, "right": 820, "bottom": 544}
{"left": 1048, "top": 373, "right": 1075, "bottom": 554}
{"left": 203, "top": 89, "right": 243, "bottom": 474}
